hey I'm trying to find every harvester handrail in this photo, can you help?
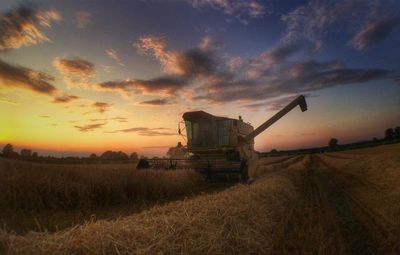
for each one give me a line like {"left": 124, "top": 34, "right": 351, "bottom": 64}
{"left": 243, "top": 95, "right": 307, "bottom": 143}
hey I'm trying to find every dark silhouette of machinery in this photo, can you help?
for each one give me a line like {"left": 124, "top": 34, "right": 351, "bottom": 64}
{"left": 137, "top": 95, "right": 307, "bottom": 181}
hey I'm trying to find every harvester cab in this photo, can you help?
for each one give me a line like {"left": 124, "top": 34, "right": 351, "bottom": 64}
{"left": 137, "top": 95, "right": 308, "bottom": 182}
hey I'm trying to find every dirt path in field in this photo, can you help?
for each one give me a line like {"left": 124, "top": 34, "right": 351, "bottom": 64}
{"left": 273, "top": 155, "right": 398, "bottom": 255}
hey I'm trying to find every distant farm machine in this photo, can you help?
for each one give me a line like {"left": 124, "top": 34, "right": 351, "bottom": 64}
{"left": 137, "top": 95, "right": 308, "bottom": 181}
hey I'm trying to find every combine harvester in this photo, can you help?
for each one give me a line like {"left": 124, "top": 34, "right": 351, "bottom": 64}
{"left": 138, "top": 95, "right": 307, "bottom": 182}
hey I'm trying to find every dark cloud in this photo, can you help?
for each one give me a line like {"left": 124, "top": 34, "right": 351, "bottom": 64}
{"left": 200, "top": 60, "right": 394, "bottom": 103}
{"left": 74, "top": 123, "right": 106, "bottom": 132}
{"left": 351, "top": 17, "right": 400, "bottom": 50}
{"left": 135, "top": 35, "right": 228, "bottom": 79}
{"left": 108, "top": 127, "right": 176, "bottom": 136}
{"left": 0, "top": 59, "right": 57, "bottom": 95}
{"left": 0, "top": 4, "right": 60, "bottom": 50}
{"left": 177, "top": 48, "right": 220, "bottom": 78}
{"left": 138, "top": 99, "right": 175, "bottom": 106}
{"left": 53, "top": 94, "right": 79, "bottom": 103}
{"left": 97, "top": 76, "right": 187, "bottom": 96}
{"left": 53, "top": 57, "right": 95, "bottom": 88}
{"left": 124, "top": 35, "right": 398, "bottom": 108}
{"left": 39, "top": 115, "right": 50, "bottom": 118}
{"left": 93, "top": 102, "right": 111, "bottom": 113}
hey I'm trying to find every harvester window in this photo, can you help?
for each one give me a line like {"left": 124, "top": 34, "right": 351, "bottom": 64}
{"left": 185, "top": 121, "right": 192, "bottom": 140}
{"left": 218, "top": 120, "right": 230, "bottom": 146}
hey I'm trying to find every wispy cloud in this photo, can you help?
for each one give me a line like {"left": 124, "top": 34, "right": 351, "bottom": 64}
{"left": 280, "top": 0, "right": 399, "bottom": 50}
{"left": 135, "top": 36, "right": 181, "bottom": 74}
{"left": 89, "top": 117, "right": 128, "bottom": 123}
{"left": 107, "top": 127, "right": 177, "bottom": 136}
{"left": 0, "top": 4, "right": 61, "bottom": 50}
{"left": 105, "top": 49, "right": 125, "bottom": 66}
{"left": 92, "top": 102, "right": 111, "bottom": 113}
{"left": 53, "top": 57, "right": 95, "bottom": 88}
{"left": 74, "top": 122, "right": 106, "bottom": 132}
{"left": 74, "top": 10, "right": 91, "bottom": 29}
{"left": 53, "top": 94, "right": 80, "bottom": 103}
{"left": 351, "top": 17, "right": 400, "bottom": 50}
{"left": 138, "top": 99, "right": 175, "bottom": 106}
{"left": 188, "top": 0, "right": 268, "bottom": 24}
{"left": 241, "top": 94, "right": 316, "bottom": 111}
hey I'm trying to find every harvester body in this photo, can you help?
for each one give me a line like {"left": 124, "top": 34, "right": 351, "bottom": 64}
{"left": 182, "top": 111, "right": 254, "bottom": 160}
{"left": 137, "top": 95, "right": 308, "bottom": 182}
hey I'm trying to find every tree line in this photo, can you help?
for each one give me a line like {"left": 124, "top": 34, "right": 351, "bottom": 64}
{"left": 0, "top": 144, "right": 140, "bottom": 163}
{"left": 0, "top": 142, "right": 187, "bottom": 163}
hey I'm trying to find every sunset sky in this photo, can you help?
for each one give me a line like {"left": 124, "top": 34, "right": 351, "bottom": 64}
{"left": 1, "top": 0, "right": 399, "bottom": 157}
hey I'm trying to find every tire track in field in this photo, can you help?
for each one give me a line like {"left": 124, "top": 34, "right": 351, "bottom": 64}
{"left": 272, "top": 155, "right": 400, "bottom": 255}
{"left": 315, "top": 156, "right": 400, "bottom": 254}
{"left": 272, "top": 156, "right": 346, "bottom": 255}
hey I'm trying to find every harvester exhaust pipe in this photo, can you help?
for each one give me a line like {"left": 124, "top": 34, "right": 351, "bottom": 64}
{"left": 243, "top": 95, "right": 308, "bottom": 143}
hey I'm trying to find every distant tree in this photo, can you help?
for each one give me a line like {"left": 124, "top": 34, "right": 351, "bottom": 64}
{"left": 89, "top": 153, "right": 97, "bottom": 159}
{"left": 395, "top": 127, "right": 400, "bottom": 139}
{"left": 20, "top": 149, "right": 32, "bottom": 157}
{"left": 2, "top": 144, "right": 18, "bottom": 157}
{"left": 130, "top": 152, "right": 139, "bottom": 160}
{"left": 117, "top": 151, "right": 129, "bottom": 160}
{"left": 101, "top": 150, "right": 128, "bottom": 160}
{"left": 167, "top": 142, "right": 188, "bottom": 159}
{"left": 329, "top": 138, "right": 339, "bottom": 151}
{"left": 32, "top": 152, "right": 38, "bottom": 158}
{"left": 385, "top": 128, "right": 394, "bottom": 141}
{"left": 270, "top": 149, "right": 278, "bottom": 153}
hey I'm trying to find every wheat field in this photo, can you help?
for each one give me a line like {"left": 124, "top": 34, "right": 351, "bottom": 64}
{"left": 1, "top": 144, "right": 399, "bottom": 254}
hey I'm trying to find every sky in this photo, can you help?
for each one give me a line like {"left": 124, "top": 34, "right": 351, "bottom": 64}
{"left": 0, "top": 0, "right": 399, "bottom": 157}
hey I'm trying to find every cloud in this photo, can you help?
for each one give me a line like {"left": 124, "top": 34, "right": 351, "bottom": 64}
{"left": 39, "top": 115, "right": 50, "bottom": 118}
{"left": 241, "top": 94, "right": 316, "bottom": 111}
{"left": 74, "top": 10, "right": 91, "bottom": 29}
{"left": 199, "top": 36, "right": 223, "bottom": 51}
{"left": 280, "top": 0, "right": 399, "bottom": 50}
{"left": 93, "top": 102, "right": 111, "bottom": 113}
{"left": 135, "top": 36, "right": 181, "bottom": 74}
{"left": 188, "top": 0, "right": 268, "bottom": 23}
{"left": 89, "top": 117, "right": 128, "bottom": 123}
{"left": 52, "top": 94, "right": 79, "bottom": 103}
{"left": 112, "top": 35, "right": 398, "bottom": 108}
{"left": 0, "top": 59, "right": 57, "bottom": 95}
{"left": 138, "top": 99, "right": 176, "bottom": 106}
{"left": 97, "top": 76, "right": 187, "bottom": 96}
{"left": 108, "top": 127, "right": 177, "bottom": 136}
{"left": 53, "top": 57, "right": 95, "bottom": 88}
{"left": 201, "top": 61, "right": 393, "bottom": 103}
{"left": 105, "top": 49, "right": 125, "bottom": 66}
{"left": 0, "top": 93, "right": 18, "bottom": 105}
{"left": 74, "top": 122, "right": 106, "bottom": 132}
{"left": 351, "top": 17, "right": 400, "bottom": 50}
{"left": 0, "top": 4, "right": 61, "bottom": 50}
{"left": 135, "top": 35, "right": 225, "bottom": 79}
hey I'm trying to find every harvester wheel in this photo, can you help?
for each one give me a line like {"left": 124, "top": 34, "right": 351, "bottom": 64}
{"left": 136, "top": 159, "right": 150, "bottom": 169}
